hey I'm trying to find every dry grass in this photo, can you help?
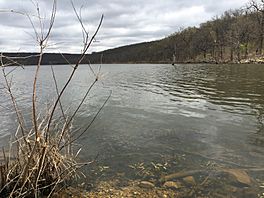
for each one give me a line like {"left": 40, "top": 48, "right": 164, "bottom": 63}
{"left": 0, "top": 120, "right": 80, "bottom": 197}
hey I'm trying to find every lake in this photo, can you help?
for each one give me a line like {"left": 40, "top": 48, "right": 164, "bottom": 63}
{"left": 0, "top": 64, "right": 264, "bottom": 193}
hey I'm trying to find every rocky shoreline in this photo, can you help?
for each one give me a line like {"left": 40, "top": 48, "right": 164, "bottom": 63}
{"left": 54, "top": 167, "right": 264, "bottom": 198}
{"left": 178, "top": 56, "right": 264, "bottom": 65}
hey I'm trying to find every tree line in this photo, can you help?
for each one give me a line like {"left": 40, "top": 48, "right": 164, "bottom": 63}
{"left": 168, "top": 0, "right": 264, "bottom": 63}
{"left": 3, "top": 0, "right": 264, "bottom": 65}
{"left": 88, "top": 0, "right": 264, "bottom": 64}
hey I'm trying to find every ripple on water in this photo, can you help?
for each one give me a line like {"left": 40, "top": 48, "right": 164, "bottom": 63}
{"left": 0, "top": 64, "right": 264, "bottom": 169}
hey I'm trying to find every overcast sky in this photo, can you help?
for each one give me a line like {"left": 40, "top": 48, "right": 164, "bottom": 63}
{"left": 0, "top": 0, "right": 249, "bottom": 54}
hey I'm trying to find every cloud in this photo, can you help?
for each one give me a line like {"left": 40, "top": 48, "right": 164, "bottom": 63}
{"left": 0, "top": 0, "right": 250, "bottom": 53}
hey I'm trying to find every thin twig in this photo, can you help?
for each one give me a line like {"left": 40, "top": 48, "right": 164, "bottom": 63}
{"left": 46, "top": 14, "right": 103, "bottom": 139}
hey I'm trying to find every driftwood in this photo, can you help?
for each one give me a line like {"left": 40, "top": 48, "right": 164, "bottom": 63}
{"left": 160, "top": 167, "right": 264, "bottom": 186}
{"left": 160, "top": 169, "right": 204, "bottom": 183}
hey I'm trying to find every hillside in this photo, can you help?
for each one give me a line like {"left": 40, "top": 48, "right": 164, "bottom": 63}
{"left": 2, "top": 0, "right": 264, "bottom": 65}
{"left": 89, "top": 2, "right": 264, "bottom": 64}
{"left": 1, "top": 53, "right": 81, "bottom": 66}
{"left": 87, "top": 40, "right": 173, "bottom": 64}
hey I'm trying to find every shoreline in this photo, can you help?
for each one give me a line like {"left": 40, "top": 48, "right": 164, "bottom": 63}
{"left": 2, "top": 52, "right": 264, "bottom": 66}
{"left": 3, "top": 61, "right": 264, "bottom": 66}
{"left": 54, "top": 170, "right": 262, "bottom": 198}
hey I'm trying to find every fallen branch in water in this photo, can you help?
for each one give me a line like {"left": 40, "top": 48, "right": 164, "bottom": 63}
{"left": 160, "top": 167, "right": 264, "bottom": 185}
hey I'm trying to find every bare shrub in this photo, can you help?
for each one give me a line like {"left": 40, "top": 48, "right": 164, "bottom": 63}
{"left": 0, "top": 1, "right": 107, "bottom": 197}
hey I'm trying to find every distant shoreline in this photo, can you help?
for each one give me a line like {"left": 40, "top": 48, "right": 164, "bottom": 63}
{"left": 1, "top": 52, "right": 264, "bottom": 66}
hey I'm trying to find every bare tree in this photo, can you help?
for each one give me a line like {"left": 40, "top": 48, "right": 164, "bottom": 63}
{"left": 248, "top": 0, "right": 264, "bottom": 55}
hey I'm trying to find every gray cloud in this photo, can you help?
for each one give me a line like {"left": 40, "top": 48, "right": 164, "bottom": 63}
{"left": 0, "top": 0, "right": 249, "bottom": 53}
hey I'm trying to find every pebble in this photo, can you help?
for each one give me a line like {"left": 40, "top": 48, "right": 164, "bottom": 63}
{"left": 183, "top": 176, "right": 196, "bottom": 186}
{"left": 139, "top": 181, "right": 155, "bottom": 189}
{"left": 163, "top": 181, "right": 181, "bottom": 189}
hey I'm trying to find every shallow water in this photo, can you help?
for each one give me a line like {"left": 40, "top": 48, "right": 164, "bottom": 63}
{"left": 0, "top": 64, "right": 264, "bottom": 183}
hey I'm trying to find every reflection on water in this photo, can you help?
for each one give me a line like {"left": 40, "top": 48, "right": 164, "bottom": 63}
{"left": 0, "top": 64, "right": 264, "bottom": 179}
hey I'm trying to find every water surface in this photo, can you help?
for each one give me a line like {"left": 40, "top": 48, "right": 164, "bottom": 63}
{"left": 0, "top": 64, "right": 264, "bottom": 181}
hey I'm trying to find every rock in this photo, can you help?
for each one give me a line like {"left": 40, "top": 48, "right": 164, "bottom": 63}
{"left": 138, "top": 181, "right": 155, "bottom": 189}
{"left": 133, "top": 191, "right": 140, "bottom": 195}
{"left": 163, "top": 181, "right": 181, "bottom": 189}
{"left": 160, "top": 169, "right": 202, "bottom": 183}
{"left": 223, "top": 169, "right": 252, "bottom": 186}
{"left": 117, "top": 172, "right": 125, "bottom": 177}
{"left": 183, "top": 176, "right": 196, "bottom": 186}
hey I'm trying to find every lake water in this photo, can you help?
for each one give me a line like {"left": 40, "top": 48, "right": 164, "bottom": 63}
{"left": 0, "top": 64, "right": 264, "bottom": 191}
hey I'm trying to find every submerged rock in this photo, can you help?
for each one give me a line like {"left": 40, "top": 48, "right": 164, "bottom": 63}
{"left": 163, "top": 181, "right": 181, "bottom": 189}
{"left": 183, "top": 176, "right": 196, "bottom": 186}
{"left": 139, "top": 181, "right": 155, "bottom": 189}
{"left": 223, "top": 169, "right": 252, "bottom": 186}
{"left": 160, "top": 169, "right": 202, "bottom": 182}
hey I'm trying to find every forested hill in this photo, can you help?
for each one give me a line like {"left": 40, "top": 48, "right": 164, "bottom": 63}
{"left": 1, "top": 53, "right": 81, "bottom": 65}
{"left": 89, "top": 1, "right": 264, "bottom": 64}
{"left": 87, "top": 40, "right": 171, "bottom": 64}
{"left": 2, "top": 0, "right": 264, "bottom": 65}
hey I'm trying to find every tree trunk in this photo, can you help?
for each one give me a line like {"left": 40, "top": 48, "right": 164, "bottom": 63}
{"left": 258, "top": 12, "right": 264, "bottom": 55}
{"left": 220, "top": 45, "right": 223, "bottom": 61}
{"left": 230, "top": 47, "right": 234, "bottom": 62}
{"left": 237, "top": 48, "right": 241, "bottom": 62}
{"left": 259, "top": 33, "right": 263, "bottom": 55}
